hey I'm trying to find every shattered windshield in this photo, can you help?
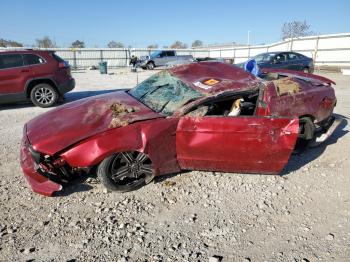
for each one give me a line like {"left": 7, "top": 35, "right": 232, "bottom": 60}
{"left": 128, "top": 71, "right": 203, "bottom": 116}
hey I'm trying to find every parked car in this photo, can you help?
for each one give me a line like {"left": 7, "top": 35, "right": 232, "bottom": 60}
{"left": 20, "top": 62, "right": 341, "bottom": 196}
{"left": 139, "top": 50, "right": 193, "bottom": 70}
{"left": 0, "top": 49, "right": 75, "bottom": 107}
{"left": 237, "top": 51, "right": 314, "bottom": 73}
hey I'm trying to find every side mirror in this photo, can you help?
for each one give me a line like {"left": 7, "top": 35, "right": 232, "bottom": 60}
{"left": 273, "top": 59, "right": 279, "bottom": 64}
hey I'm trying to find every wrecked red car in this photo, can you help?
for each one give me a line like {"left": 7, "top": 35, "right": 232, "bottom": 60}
{"left": 20, "top": 62, "right": 341, "bottom": 196}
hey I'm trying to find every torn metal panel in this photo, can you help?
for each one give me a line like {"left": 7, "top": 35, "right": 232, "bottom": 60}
{"left": 261, "top": 68, "right": 336, "bottom": 85}
{"left": 261, "top": 79, "right": 336, "bottom": 123}
{"left": 273, "top": 78, "right": 300, "bottom": 96}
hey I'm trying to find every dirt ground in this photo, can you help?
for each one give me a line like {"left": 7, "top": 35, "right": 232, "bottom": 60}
{"left": 0, "top": 68, "right": 349, "bottom": 262}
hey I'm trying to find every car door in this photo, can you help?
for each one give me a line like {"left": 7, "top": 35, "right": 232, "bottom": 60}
{"left": 272, "top": 53, "right": 289, "bottom": 69}
{"left": 176, "top": 116, "right": 298, "bottom": 174}
{"left": 0, "top": 54, "right": 29, "bottom": 94}
{"left": 286, "top": 53, "right": 301, "bottom": 70}
{"left": 154, "top": 51, "right": 167, "bottom": 66}
{"left": 166, "top": 51, "right": 176, "bottom": 62}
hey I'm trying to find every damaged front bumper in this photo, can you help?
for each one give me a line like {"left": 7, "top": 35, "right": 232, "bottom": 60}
{"left": 310, "top": 115, "right": 345, "bottom": 147}
{"left": 20, "top": 130, "right": 62, "bottom": 196}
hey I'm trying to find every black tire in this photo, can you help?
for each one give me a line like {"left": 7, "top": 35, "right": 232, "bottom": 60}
{"left": 97, "top": 151, "right": 154, "bottom": 192}
{"left": 147, "top": 61, "right": 155, "bottom": 70}
{"left": 294, "top": 117, "right": 315, "bottom": 153}
{"left": 30, "top": 83, "right": 58, "bottom": 108}
{"left": 303, "top": 67, "right": 310, "bottom": 73}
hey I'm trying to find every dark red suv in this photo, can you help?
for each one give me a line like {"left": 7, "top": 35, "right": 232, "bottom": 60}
{"left": 0, "top": 49, "right": 75, "bottom": 107}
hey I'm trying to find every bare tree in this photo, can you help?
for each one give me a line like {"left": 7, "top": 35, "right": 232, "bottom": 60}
{"left": 191, "top": 40, "right": 203, "bottom": 48}
{"left": 71, "top": 40, "right": 85, "bottom": 48}
{"left": 147, "top": 44, "right": 158, "bottom": 49}
{"left": 35, "top": 36, "right": 56, "bottom": 48}
{"left": 282, "top": 20, "right": 314, "bottom": 40}
{"left": 107, "top": 41, "right": 124, "bottom": 48}
{"left": 170, "top": 41, "right": 188, "bottom": 49}
{"left": 0, "top": 38, "right": 23, "bottom": 47}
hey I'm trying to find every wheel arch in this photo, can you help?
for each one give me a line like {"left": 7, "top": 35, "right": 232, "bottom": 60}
{"left": 25, "top": 78, "right": 58, "bottom": 98}
{"left": 298, "top": 114, "right": 316, "bottom": 140}
{"left": 59, "top": 119, "right": 180, "bottom": 176}
{"left": 59, "top": 125, "right": 155, "bottom": 170}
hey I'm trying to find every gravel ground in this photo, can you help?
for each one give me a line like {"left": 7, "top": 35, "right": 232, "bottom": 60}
{"left": 0, "top": 69, "right": 349, "bottom": 262}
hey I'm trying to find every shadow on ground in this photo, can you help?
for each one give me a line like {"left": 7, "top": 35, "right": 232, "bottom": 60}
{"left": 282, "top": 114, "right": 348, "bottom": 175}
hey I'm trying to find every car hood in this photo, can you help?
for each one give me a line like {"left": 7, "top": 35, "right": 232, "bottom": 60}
{"left": 26, "top": 91, "right": 162, "bottom": 155}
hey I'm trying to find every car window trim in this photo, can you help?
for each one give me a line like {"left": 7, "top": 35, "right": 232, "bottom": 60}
{"left": 0, "top": 53, "right": 24, "bottom": 70}
{"left": 0, "top": 53, "right": 47, "bottom": 71}
{"left": 23, "top": 53, "right": 47, "bottom": 67}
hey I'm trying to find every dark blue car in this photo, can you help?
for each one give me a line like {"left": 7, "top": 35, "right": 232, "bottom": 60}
{"left": 242, "top": 52, "right": 314, "bottom": 73}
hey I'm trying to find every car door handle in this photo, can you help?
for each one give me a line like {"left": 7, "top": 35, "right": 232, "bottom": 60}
{"left": 20, "top": 69, "right": 30, "bottom": 72}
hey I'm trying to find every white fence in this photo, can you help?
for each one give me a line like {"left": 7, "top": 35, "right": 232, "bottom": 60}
{"left": 209, "top": 33, "right": 350, "bottom": 67}
{"left": 2, "top": 33, "right": 350, "bottom": 68}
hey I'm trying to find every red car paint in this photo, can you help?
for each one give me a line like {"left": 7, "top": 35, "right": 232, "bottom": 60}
{"left": 176, "top": 117, "right": 299, "bottom": 174}
{"left": 20, "top": 131, "right": 62, "bottom": 196}
{"left": 20, "top": 62, "right": 337, "bottom": 196}
{"left": 27, "top": 92, "right": 162, "bottom": 155}
{"left": 171, "top": 62, "right": 261, "bottom": 93}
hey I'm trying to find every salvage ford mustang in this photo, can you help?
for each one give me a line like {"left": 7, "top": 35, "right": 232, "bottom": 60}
{"left": 20, "top": 62, "right": 342, "bottom": 196}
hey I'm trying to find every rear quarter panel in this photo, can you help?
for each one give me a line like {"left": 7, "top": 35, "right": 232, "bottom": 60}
{"left": 261, "top": 79, "right": 336, "bottom": 123}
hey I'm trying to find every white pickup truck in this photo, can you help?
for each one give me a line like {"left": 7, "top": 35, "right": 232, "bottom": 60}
{"left": 139, "top": 50, "right": 193, "bottom": 70}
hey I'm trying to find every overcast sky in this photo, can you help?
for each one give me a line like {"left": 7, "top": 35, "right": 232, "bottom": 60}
{"left": 1, "top": 0, "right": 349, "bottom": 47}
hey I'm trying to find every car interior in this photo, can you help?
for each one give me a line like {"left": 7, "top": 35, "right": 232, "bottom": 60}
{"left": 185, "top": 92, "right": 259, "bottom": 118}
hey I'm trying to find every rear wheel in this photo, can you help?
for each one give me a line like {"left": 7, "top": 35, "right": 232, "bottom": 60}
{"left": 303, "top": 67, "right": 310, "bottom": 73}
{"left": 30, "top": 83, "right": 58, "bottom": 108}
{"left": 294, "top": 117, "right": 315, "bottom": 153}
{"left": 97, "top": 151, "right": 154, "bottom": 192}
{"left": 147, "top": 61, "right": 155, "bottom": 70}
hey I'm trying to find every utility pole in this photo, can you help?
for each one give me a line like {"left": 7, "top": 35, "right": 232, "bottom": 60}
{"left": 247, "top": 30, "right": 251, "bottom": 46}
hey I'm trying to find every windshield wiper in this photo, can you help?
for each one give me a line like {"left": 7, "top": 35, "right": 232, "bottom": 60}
{"left": 157, "top": 100, "right": 170, "bottom": 114}
{"left": 139, "top": 84, "right": 168, "bottom": 101}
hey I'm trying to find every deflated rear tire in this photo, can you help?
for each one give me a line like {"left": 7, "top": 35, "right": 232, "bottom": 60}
{"left": 30, "top": 83, "right": 58, "bottom": 108}
{"left": 97, "top": 151, "right": 154, "bottom": 192}
{"left": 294, "top": 117, "right": 315, "bottom": 153}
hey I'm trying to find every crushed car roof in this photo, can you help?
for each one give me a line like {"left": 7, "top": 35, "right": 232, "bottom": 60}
{"left": 168, "top": 62, "right": 260, "bottom": 94}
